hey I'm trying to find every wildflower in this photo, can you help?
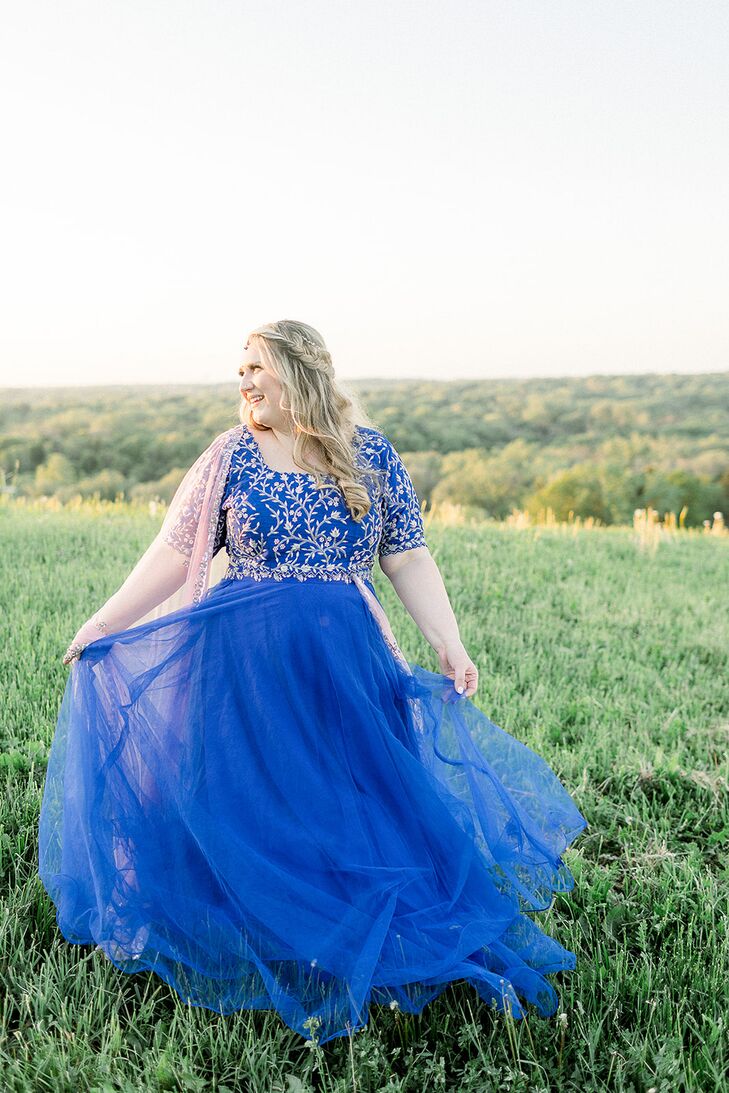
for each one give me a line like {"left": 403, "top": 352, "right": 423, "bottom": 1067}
{"left": 389, "top": 999, "right": 400, "bottom": 1011}
{"left": 302, "top": 1013, "right": 322, "bottom": 1044}
{"left": 557, "top": 1011, "right": 568, "bottom": 1029}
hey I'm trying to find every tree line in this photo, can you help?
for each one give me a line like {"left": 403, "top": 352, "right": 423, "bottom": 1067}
{"left": 1, "top": 371, "right": 727, "bottom": 526}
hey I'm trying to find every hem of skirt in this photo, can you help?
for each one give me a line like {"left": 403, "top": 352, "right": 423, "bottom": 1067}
{"left": 40, "top": 848, "right": 584, "bottom": 1047}
{"left": 44, "top": 919, "right": 580, "bottom": 1045}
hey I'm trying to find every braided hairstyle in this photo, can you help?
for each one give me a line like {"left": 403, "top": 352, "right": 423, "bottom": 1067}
{"left": 239, "top": 320, "right": 379, "bottom": 521}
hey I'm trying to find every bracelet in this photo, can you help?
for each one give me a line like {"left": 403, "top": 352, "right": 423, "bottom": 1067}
{"left": 63, "top": 641, "right": 88, "bottom": 664}
{"left": 62, "top": 617, "right": 109, "bottom": 665}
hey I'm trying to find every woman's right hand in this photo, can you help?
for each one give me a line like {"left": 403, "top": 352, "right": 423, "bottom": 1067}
{"left": 62, "top": 618, "right": 109, "bottom": 667}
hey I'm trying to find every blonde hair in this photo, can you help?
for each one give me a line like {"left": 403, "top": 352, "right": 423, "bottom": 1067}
{"left": 239, "top": 319, "right": 379, "bottom": 520}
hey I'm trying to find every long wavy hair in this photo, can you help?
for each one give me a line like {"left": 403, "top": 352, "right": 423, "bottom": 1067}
{"left": 239, "top": 319, "right": 379, "bottom": 521}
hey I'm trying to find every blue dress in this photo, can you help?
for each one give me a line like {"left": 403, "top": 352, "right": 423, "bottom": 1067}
{"left": 38, "top": 424, "right": 587, "bottom": 1044}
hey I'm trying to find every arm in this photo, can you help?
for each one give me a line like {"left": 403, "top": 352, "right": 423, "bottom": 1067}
{"left": 62, "top": 428, "right": 237, "bottom": 667}
{"left": 374, "top": 432, "right": 479, "bottom": 697}
{"left": 379, "top": 546, "right": 479, "bottom": 697}
{"left": 62, "top": 536, "right": 191, "bottom": 666}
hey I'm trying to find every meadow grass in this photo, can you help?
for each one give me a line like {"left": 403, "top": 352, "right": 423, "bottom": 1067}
{"left": 0, "top": 501, "right": 727, "bottom": 1092}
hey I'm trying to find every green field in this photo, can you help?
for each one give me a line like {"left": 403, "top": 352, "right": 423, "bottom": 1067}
{"left": 1, "top": 503, "right": 727, "bottom": 1092}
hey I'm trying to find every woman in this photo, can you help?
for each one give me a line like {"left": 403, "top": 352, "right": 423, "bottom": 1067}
{"left": 39, "top": 319, "right": 587, "bottom": 1045}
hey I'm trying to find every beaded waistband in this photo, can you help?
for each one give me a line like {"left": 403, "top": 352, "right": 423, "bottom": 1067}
{"left": 222, "top": 560, "right": 374, "bottom": 584}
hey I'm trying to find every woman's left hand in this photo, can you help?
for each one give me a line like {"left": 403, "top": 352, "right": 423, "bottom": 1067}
{"left": 435, "top": 640, "right": 479, "bottom": 697}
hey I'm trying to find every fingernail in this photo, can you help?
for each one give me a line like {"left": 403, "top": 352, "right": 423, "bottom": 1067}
{"left": 456, "top": 685, "right": 463, "bottom": 694}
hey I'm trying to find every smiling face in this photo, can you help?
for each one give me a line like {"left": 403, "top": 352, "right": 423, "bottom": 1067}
{"left": 238, "top": 342, "right": 290, "bottom": 431}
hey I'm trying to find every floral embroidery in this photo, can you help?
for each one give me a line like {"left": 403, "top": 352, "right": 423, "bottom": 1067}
{"left": 216, "top": 425, "right": 427, "bottom": 583}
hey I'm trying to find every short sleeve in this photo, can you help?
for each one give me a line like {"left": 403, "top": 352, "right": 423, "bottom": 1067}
{"left": 378, "top": 438, "right": 428, "bottom": 557}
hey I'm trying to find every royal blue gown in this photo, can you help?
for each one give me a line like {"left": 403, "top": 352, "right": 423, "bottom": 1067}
{"left": 38, "top": 424, "right": 587, "bottom": 1044}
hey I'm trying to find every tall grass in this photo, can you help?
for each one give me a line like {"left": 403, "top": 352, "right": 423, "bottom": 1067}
{"left": 1, "top": 500, "right": 727, "bottom": 1091}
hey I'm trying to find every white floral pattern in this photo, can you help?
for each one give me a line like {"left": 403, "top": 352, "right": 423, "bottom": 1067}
{"left": 216, "top": 425, "right": 427, "bottom": 583}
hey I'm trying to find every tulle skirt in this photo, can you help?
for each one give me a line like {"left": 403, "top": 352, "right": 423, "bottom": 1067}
{"left": 38, "top": 574, "right": 587, "bottom": 1044}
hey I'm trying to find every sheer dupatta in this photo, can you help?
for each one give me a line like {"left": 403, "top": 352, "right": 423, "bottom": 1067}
{"left": 131, "top": 425, "right": 245, "bottom": 627}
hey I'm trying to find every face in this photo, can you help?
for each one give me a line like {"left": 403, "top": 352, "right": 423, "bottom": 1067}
{"left": 238, "top": 342, "right": 289, "bottom": 430}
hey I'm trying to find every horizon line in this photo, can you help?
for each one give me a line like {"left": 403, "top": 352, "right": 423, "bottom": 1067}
{"left": 2, "top": 366, "right": 728, "bottom": 393}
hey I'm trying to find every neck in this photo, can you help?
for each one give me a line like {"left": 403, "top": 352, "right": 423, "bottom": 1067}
{"left": 267, "top": 417, "right": 295, "bottom": 444}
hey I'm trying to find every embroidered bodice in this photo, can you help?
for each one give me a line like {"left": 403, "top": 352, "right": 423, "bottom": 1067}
{"left": 213, "top": 424, "right": 427, "bottom": 583}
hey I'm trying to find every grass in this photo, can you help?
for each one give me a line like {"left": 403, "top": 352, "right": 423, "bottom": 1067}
{"left": 0, "top": 499, "right": 727, "bottom": 1091}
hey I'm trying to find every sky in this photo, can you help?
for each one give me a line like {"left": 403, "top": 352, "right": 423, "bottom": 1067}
{"left": 1, "top": 0, "right": 727, "bottom": 388}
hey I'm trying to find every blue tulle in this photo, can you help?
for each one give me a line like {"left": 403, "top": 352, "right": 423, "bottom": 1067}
{"left": 39, "top": 575, "right": 587, "bottom": 1044}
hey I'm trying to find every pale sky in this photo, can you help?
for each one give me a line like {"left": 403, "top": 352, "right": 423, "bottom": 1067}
{"left": 1, "top": 0, "right": 727, "bottom": 388}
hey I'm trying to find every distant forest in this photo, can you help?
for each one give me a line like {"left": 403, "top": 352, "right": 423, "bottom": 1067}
{"left": 1, "top": 371, "right": 728, "bottom": 526}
